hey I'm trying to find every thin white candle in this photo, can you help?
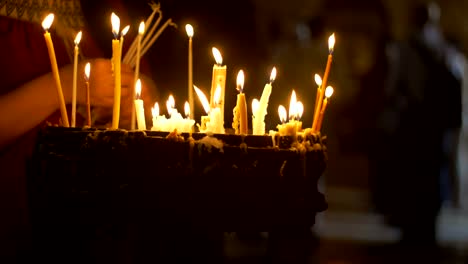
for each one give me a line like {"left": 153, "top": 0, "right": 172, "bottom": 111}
{"left": 186, "top": 24, "right": 194, "bottom": 119}
{"left": 134, "top": 79, "right": 146, "bottom": 130}
{"left": 253, "top": 67, "right": 276, "bottom": 135}
{"left": 71, "top": 31, "right": 82, "bottom": 127}
{"left": 131, "top": 21, "right": 145, "bottom": 130}
{"left": 84, "top": 62, "right": 91, "bottom": 127}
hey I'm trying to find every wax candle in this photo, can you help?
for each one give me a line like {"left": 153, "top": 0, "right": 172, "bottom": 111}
{"left": 311, "top": 73, "right": 322, "bottom": 129}
{"left": 210, "top": 47, "right": 226, "bottom": 127}
{"left": 316, "top": 86, "right": 334, "bottom": 132}
{"left": 253, "top": 67, "right": 276, "bottom": 135}
{"left": 71, "top": 31, "right": 82, "bottom": 127}
{"left": 295, "top": 101, "right": 304, "bottom": 131}
{"left": 131, "top": 21, "right": 145, "bottom": 130}
{"left": 151, "top": 102, "right": 168, "bottom": 131}
{"left": 194, "top": 85, "right": 211, "bottom": 132}
{"left": 120, "top": 25, "right": 130, "bottom": 60}
{"left": 183, "top": 101, "right": 195, "bottom": 133}
{"left": 233, "top": 70, "right": 247, "bottom": 134}
{"left": 185, "top": 24, "right": 194, "bottom": 119}
{"left": 111, "top": 12, "right": 121, "bottom": 129}
{"left": 313, "top": 33, "right": 335, "bottom": 130}
{"left": 206, "top": 85, "right": 224, "bottom": 134}
{"left": 134, "top": 79, "right": 146, "bottom": 130}
{"left": 251, "top": 98, "right": 259, "bottom": 132}
{"left": 84, "top": 62, "right": 91, "bottom": 127}
{"left": 42, "top": 13, "right": 69, "bottom": 127}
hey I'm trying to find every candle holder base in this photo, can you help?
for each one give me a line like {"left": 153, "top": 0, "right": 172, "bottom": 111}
{"left": 27, "top": 126, "right": 328, "bottom": 262}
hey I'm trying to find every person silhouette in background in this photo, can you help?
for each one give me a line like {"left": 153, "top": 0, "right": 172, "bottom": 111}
{"left": 373, "top": 1, "right": 462, "bottom": 250}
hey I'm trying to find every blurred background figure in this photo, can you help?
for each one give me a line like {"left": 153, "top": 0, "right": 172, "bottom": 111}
{"left": 372, "top": 1, "right": 462, "bottom": 249}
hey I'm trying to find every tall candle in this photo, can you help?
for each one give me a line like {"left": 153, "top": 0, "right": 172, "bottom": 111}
{"left": 233, "top": 70, "right": 247, "bottom": 134}
{"left": 131, "top": 21, "right": 145, "bottom": 130}
{"left": 316, "top": 86, "right": 334, "bottom": 132}
{"left": 134, "top": 79, "right": 146, "bottom": 130}
{"left": 119, "top": 25, "right": 130, "bottom": 60}
{"left": 71, "top": 31, "right": 82, "bottom": 127}
{"left": 42, "top": 14, "right": 69, "bottom": 127}
{"left": 111, "top": 12, "right": 121, "bottom": 129}
{"left": 210, "top": 47, "right": 226, "bottom": 127}
{"left": 253, "top": 67, "right": 276, "bottom": 135}
{"left": 84, "top": 62, "right": 91, "bottom": 127}
{"left": 313, "top": 33, "right": 335, "bottom": 130}
{"left": 185, "top": 24, "right": 194, "bottom": 119}
{"left": 311, "top": 74, "right": 322, "bottom": 129}
{"left": 194, "top": 85, "right": 211, "bottom": 132}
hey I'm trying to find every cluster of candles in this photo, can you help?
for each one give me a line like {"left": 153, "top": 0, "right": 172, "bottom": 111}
{"left": 41, "top": 11, "right": 335, "bottom": 136}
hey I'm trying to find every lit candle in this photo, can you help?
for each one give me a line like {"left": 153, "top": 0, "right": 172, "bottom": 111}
{"left": 131, "top": 21, "right": 145, "bottom": 130}
{"left": 151, "top": 102, "right": 168, "bottom": 131}
{"left": 185, "top": 24, "right": 194, "bottom": 119}
{"left": 233, "top": 70, "right": 248, "bottom": 134}
{"left": 206, "top": 85, "right": 224, "bottom": 134}
{"left": 42, "top": 13, "right": 69, "bottom": 127}
{"left": 134, "top": 79, "right": 146, "bottom": 130}
{"left": 276, "top": 105, "right": 289, "bottom": 136}
{"left": 253, "top": 67, "right": 276, "bottom": 135}
{"left": 194, "top": 85, "right": 211, "bottom": 132}
{"left": 311, "top": 73, "right": 322, "bottom": 129}
{"left": 295, "top": 101, "right": 304, "bottom": 131}
{"left": 71, "top": 31, "right": 82, "bottom": 127}
{"left": 111, "top": 12, "right": 121, "bottom": 129}
{"left": 210, "top": 47, "right": 226, "bottom": 127}
{"left": 84, "top": 62, "right": 91, "bottom": 127}
{"left": 183, "top": 101, "right": 195, "bottom": 133}
{"left": 120, "top": 25, "right": 130, "bottom": 60}
{"left": 316, "top": 86, "right": 334, "bottom": 132}
{"left": 313, "top": 33, "right": 335, "bottom": 130}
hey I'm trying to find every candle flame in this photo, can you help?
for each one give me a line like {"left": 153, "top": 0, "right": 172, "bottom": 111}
{"left": 236, "top": 70, "right": 245, "bottom": 93}
{"left": 212, "top": 47, "right": 223, "bottom": 65}
{"left": 84, "top": 62, "right": 91, "bottom": 81}
{"left": 121, "top": 25, "right": 130, "bottom": 37}
{"left": 252, "top": 98, "right": 259, "bottom": 115}
{"left": 194, "top": 85, "right": 211, "bottom": 114}
{"left": 288, "top": 90, "right": 297, "bottom": 120}
{"left": 135, "top": 79, "right": 142, "bottom": 98}
{"left": 314, "top": 74, "right": 322, "bottom": 86}
{"left": 138, "top": 21, "right": 145, "bottom": 35}
{"left": 328, "top": 33, "right": 335, "bottom": 53}
{"left": 296, "top": 101, "right": 304, "bottom": 120}
{"left": 74, "top": 31, "right": 82, "bottom": 45}
{"left": 111, "top": 12, "right": 120, "bottom": 38}
{"left": 185, "top": 24, "right": 194, "bottom": 38}
{"left": 325, "top": 86, "right": 334, "bottom": 98}
{"left": 42, "top": 13, "right": 54, "bottom": 31}
{"left": 278, "top": 105, "right": 287, "bottom": 124}
{"left": 270, "top": 67, "right": 277, "bottom": 83}
{"left": 152, "top": 102, "right": 159, "bottom": 117}
{"left": 166, "top": 95, "right": 175, "bottom": 116}
{"left": 184, "top": 101, "right": 190, "bottom": 118}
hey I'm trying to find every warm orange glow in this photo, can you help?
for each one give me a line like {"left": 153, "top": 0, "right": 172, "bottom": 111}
{"left": 270, "top": 67, "right": 277, "bottom": 83}
{"left": 214, "top": 84, "right": 221, "bottom": 105}
{"left": 84, "top": 62, "right": 91, "bottom": 80}
{"left": 236, "top": 70, "right": 245, "bottom": 93}
{"left": 111, "top": 12, "right": 120, "bottom": 38}
{"left": 194, "top": 85, "right": 210, "bottom": 114}
{"left": 184, "top": 101, "right": 190, "bottom": 118}
{"left": 42, "top": 13, "right": 54, "bottom": 31}
{"left": 135, "top": 79, "right": 142, "bottom": 98}
{"left": 328, "top": 33, "right": 335, "bottom": 53}
{"left": 252, "top": 98, "right": 259, "bottom": 114}
{"left": 325, "top": 86, "right": 334, "bottom": 98}
{"left": 121, "top": 25, "right": 130, "bottom": 36}
{"left": 278, "top": 105, "right": 287, "bottom": 123}
{"left": 152, "top": 102, "right": 159, "bottom": 117}
{"left": 212, "top": 47, "right": 223, "bottom": 65}
{"left": 288, "top": 90, "right": 297, "bottom": 120}
{"left": 74, "top": 31, "right": 82, "bottom": 45}
{"left": 315, "top": 74, "right": 322, "bottom": 86}
{"left": 296, "top": 101, "right": 304, "bottom": 120}
{"left": 138, "top": 21, "right": 145, "bottom": 35}
{"left": 185, "top": 24, "right": 194, "bottom": 38}
{"left": 166, "top": 95, "right": 175, "bottom": 116}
